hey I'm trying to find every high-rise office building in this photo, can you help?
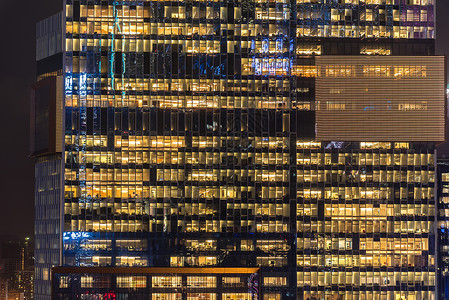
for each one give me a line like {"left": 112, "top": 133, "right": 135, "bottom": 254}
{"left": 32, "top": 12, "right": 64, "bottom": 300}
{"left": 437, "top": 160, "right": 449, "bottom": 300}
{"left": 33, "top": 0, "right": 447, "bottom": 299}
{"left": 436, "top": 87, "right": 449, "bottom": 300}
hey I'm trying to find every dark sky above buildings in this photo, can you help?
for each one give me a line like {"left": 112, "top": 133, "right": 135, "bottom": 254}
{"left": 0, "top": 0, "right": 62, "bottom": 238}
{"left": 0, "top": 0, "right": 448, "bottom": 238}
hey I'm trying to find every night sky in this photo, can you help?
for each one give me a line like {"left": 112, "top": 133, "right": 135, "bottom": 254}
{"left": 0, "top": 0, "right": 62, "bottom": 238}
{"left": 0, "top": 0, "right": 448, "bottom": 239}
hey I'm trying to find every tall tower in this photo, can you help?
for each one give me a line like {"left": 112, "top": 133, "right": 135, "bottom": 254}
{"left": 41, "top": 0, "right": 446, "bottom": 299}
{"left": 31, "top": 12, "right": 63, "bottom": 300}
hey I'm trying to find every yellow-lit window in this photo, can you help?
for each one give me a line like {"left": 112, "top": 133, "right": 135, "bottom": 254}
{"left": 263, "top": 277, "right": 287, "bottom": 286}
{"left": 152, "top": 294, "right": 182, "bottom": 300}
{"left": 152, "top": 276, "right": 182, "bottom": 288}
{"left": 187, "top": 294, "right": 216, "bottom": 300}
{"left": 187, "top": 276, "right": 217, "bottom": 288}
{"left": 117, "top": 276, "right": 146, "bottom": 288}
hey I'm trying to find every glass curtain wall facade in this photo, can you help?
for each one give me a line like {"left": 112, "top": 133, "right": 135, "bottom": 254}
{"left": 437, "top": 161, "right": 449, "bottom": 300}
{"left": 35, "top": 157, "right": 62, "bottom": 299}
{"left": 33, "top": 12, "right": 64, "bottom": 300}
{"left": 52, "top": 267, "right": 260, "bottom": 299}
{"left": 60, "top": 0, "right": 442, "bottom": 299}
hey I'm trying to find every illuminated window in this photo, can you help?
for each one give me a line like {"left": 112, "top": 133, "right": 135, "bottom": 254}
{"left": 152, "top": 294, "right": 182, "bottom": 300}
{"left": 187, "top": 294, "right": 216, "bottom": 300}
{"left": 80, "top": 276, "right": 111, "bottom": 288}
{"left": 394, "top": 143, "right": 410, "bottom": 149}
{"left": 222, "top": 277, "right": 247, "bottom": 288}
{"left": 186, "top": 276, "right": 217, "bottom": 288}
{"left": 185, "top": 256, "right": 217, "bottom": 266}
{"left": 326, "top": 101, "right": 346, "bottom": 110}
{"left": 59, "top": 276, "right": 69, "bottom": 289}
{"left": 360, "top": 45, "right": 391, "bottom": 55}
{"left": 263, "top": 277, "right": 287, "bottom": 286}
{"left": 297, "top": 141, "right": 321, "bottom": 149}
{"left": 222, "top": 294, "right": 252, "bottom": 300}
{"left": 170, "top": 256, "right": 185, "bottom": 267}
{"left": 360, "top": 142, "right": 391, "bottom": 149}
{"left": 114, "top": 276, "right": 146, "bottom": 288}
{"left": 116, "top": 256, "right": 148, "bottom": 266}
{"left": 263, "top": 293, "right": 281, "bottom": 300}
{"left": 152, "top": 276, "right": 182, "bottom": 288}
{"left": 398, "top": 102, "right": 427, "bottom": 111}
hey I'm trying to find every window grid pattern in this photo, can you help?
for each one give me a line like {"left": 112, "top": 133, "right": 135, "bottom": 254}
{"left": 62, "top": 0, "right": 438, "bottom": 299}
{"left": 54, "top": 273, "right": 258, "bottom": 299}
